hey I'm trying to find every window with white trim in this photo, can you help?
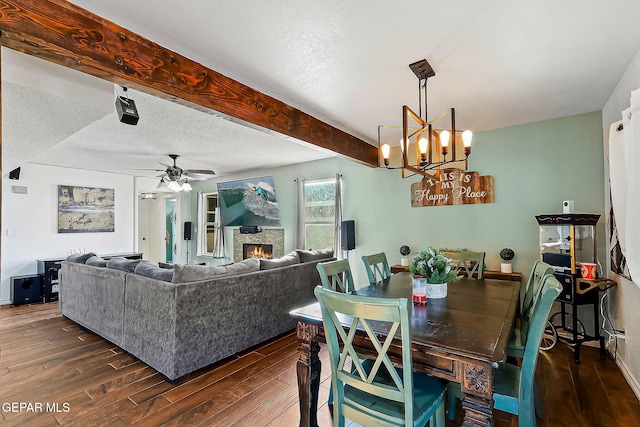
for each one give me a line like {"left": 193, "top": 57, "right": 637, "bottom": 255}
{"left": 303, "top": 179, "right": 335, "bottom": 250}
{"left": 197, "top": 192, "right": 218, "bottom": 256}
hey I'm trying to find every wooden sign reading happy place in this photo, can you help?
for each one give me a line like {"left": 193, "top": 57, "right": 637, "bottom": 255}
{"left": 411, "top": 169, "right": 494, "bottom": 207}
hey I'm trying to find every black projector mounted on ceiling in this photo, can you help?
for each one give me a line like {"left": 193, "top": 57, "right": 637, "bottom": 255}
{"left": 115, "top": 86, "right": 139, "bottom": 125}
{"left": 116, "top": 96, "right": 139, "bottom": 125}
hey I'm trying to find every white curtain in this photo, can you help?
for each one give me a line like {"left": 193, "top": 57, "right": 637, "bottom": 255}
{"left": 212, "top": 198, "right": 225, "bottom": 258}
{"left": 609, "top": 88, "right": 640, "bottom": 286}
{"left": 333, "top": 174, "right": 343, "bottom": 260}
{"left": 196, "top": 191, "right": 204, "bottom": 256}
{"left": 295, "top": 178, "right": 305, "bottom": 249}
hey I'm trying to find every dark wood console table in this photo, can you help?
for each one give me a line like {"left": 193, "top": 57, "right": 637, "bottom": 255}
{"left": 100, "top": 252, "right": 144, "bottom": 260}
{"left": 390, "top": 264, "right": 522, "bottom": 282}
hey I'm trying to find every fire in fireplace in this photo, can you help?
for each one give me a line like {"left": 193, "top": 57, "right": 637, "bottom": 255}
{"left": 243, "top": 243, "right": 273, "bottom": 260}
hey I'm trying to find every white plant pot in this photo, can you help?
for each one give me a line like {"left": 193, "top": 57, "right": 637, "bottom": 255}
{"left": 501, "top": 262, "right": 512, "bottom": 273}
{"left": 426, "top": 282, "right": 448, "bottom": 299}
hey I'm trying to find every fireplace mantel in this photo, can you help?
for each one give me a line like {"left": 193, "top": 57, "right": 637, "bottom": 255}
{"left": 232, "top": 228, "right": 285, "bottom": 263}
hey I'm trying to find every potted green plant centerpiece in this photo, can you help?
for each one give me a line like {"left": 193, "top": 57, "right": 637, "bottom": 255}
{"left": 500, "top": 248, "right": 515, "bottom": 273}
{"left": 409, "top": 247, "right": 460, "bottom": 302}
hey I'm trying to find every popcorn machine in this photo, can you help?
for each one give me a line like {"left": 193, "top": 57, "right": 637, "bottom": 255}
{"left": 535, "top": 213, "right": 615, "bottom": 362}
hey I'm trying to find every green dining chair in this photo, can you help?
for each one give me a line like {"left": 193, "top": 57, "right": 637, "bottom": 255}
{"left": 493, "top": 274, "right": 562, "bottom": 427}
{"left": 447, "top": 274, "right": 561, "bottom": 424}
{"left": 316, "top": 259, "right": 355, "bottom": 293}
{"left": 507, "top": 260, "right": 555, "bottom": 358}
{"left": 314, "top": 286, "right": 447, "bottom": 427}
{"left": 361, "top": 252, "right": 392, "bottom": 285}
{"left": 316, "top": 259, "right": 357, "bottom": 407}
{"left": 443, "top": 251, "right": 486, "bottom": 279}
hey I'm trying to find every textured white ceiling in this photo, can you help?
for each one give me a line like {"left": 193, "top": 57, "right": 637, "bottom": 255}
{"left": 24, "top": 85, "right": 334, "bottom": 178}
{"left": 2, "top": 81, "right": 111, "bottom": 173}
{"left": 1, "top": 49, "right": 333, "bottom": 177}
{"left": 66, "top": 0, "right": 640, "bottom": 136}
{"left": 4, "top": 1, "right": 640, "bottom": 176}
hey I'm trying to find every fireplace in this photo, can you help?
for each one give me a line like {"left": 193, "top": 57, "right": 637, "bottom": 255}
{"left": 243, "top": 243, "right": 273, "bottom": 260}
{"left": 233, "top": 228, "right": 284, "bottom": 262}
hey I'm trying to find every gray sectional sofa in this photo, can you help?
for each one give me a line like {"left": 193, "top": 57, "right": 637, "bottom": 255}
{"left": 60, "top": 250, "right": 332, "bottom": 380}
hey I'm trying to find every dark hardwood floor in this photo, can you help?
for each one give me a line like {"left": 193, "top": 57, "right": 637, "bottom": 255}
{"left": 1, "top": 303, "right": 639, "bottom": 426}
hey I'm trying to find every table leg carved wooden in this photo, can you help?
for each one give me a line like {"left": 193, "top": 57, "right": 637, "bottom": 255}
{"left": 461, "top": 361, "right": 496, "bottom": 426}
{"left": 296, "top": 322, "right": 320, "bottom": 427}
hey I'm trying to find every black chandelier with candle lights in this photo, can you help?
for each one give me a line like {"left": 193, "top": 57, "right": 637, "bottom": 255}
{"left": 378, "top": 59, "right": 473, "bottom": 178}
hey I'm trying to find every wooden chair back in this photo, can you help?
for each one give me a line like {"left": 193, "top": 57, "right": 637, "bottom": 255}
{"left": 443, "top": 251, "right": 486, "bottom": 279}
{"left": 316, "top": 259, "right": 355, "bottom": 293}
{"left": 493, "top": 274, "right": 561, "bottom": 426}
{"left": 519, "top": 274, "right": 562, "bottom": 424}
{"left": 361, "top": 252, "right": 391, "bottom": 285}
{"left": 521, "top": 260, "right": 554, "bottom": 335}
{"left": 315, "top": 286, "right": 444, "bottom": 426}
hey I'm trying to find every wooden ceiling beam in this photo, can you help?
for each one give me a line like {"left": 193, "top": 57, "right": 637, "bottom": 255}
{"left": 0, "top": 0, "right": 378, "bottom": 166}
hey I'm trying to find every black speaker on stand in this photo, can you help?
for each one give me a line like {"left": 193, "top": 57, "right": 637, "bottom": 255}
{"left": 341, "top": 220, "right": 356, "bottom": 251}
{"left": 183, "top": 221, "right": 193, "bottom": 264}
{"left": 183, "top": 221, "right": 193, "bottom": 240}
{"left": 10, "top": 275, "right": 42, "bottom": 305}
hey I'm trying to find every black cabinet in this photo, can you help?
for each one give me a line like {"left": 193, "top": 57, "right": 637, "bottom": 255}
{"left": 37, "top": 252, "right": 143, "bottom": 303}
{"left": 553, "top": 271, "right": 599, "bottom": 305}
{"left": 37, "top": 258, "right": 62, "bottom": 302}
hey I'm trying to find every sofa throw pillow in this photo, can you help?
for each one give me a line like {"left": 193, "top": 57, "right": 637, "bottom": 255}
{"left": 260, "top": 251, "right": 300, "bottom": 270}
{"left": 134, "top": 260, "right": 174, "bottom": 282}
{"left": 85, "top": 255, "right": 107, "bottom": 267}
{"left": 172, "top": 257, "right": 260, "bottom": 284}
{"left": 65, "top": 252, "right": 97, "bottom": 264}
{"left": 106, "top": 257, "right": 141, "bottom": 273}
{"left": 296, "top": 247, "right": 334, "bottom": 263}
{"left": 158, "top": 262, "right": 175, "bottom": 269}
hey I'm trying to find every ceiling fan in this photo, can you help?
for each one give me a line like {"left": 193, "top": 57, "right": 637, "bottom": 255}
{"left": 139, "top": 154, "right": 215, "bottom": 192}
{"left": 156, "top": 154, "right": 216, "bottom": 182}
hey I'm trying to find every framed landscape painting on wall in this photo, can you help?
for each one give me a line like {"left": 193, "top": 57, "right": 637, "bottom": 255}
{"left": 58, "top": 185, "right": 115, "bottom": 233}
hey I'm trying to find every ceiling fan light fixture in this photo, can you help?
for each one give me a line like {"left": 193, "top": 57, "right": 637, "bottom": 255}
{"left": 167, "top": 180, "right": 182, "bottom": 192}
{"left": 157, "top": 178, "right": 169, "bottom": 190}
{"left": 145, "top": 155, "right": 215, "bottom": 190}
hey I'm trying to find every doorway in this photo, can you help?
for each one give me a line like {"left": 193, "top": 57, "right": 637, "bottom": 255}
{"left": 137, "top": 192, "right": 178, "bottom": 264}
{"left": 165, "top": 198, "right": 177, "bottom": 263}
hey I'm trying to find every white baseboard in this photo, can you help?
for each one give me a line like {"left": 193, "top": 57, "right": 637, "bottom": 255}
{"left": 0, "top": 298, "right": 11, "bottom": 306}
{"left": 607, "top": 342, "right": 640, "bottom": 401}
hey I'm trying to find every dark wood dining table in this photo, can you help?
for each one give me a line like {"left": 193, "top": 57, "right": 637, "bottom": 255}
{"left": 290, "top": 272, "right": 520, "bottom": 427}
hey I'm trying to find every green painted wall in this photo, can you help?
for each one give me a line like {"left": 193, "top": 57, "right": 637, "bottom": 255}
{"left": 189, "top": 111, "right": 605, "bottom": 288}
